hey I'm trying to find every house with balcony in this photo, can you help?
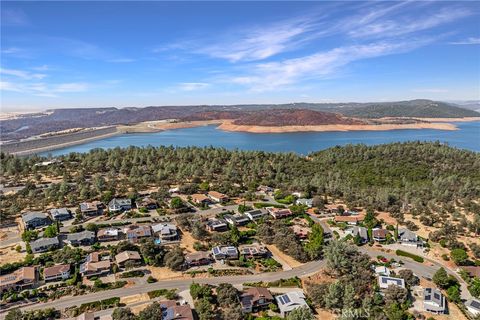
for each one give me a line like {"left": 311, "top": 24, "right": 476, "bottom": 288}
{"left": 44, "top": 264, "right": 70, "bottom": 282}
{"left": 0, "top": 267, "right": 38, "bottom": 293}
{"left": 49, "top": 208, "right": 71, "bottom": 221}
{"left": 22, "top": 211, "right": 51, "bottom": 230}
{"left": 30, "top": 237, "right": 60, "bottom": 253}
{"left": 240, "top": 287, "right": 274, "bottom": 313}
{"left": 108, "top": 198, "right": 132, "bottom": 213}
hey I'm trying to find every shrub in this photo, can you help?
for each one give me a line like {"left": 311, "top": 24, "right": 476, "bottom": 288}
{"left": 395, "top": 250, "right": 424, "bottom": 263}
{"left": 146, "top": 276, "right": 157, "bottom": 283}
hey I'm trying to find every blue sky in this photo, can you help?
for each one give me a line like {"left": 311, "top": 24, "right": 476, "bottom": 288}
{"left": 1, "top": 1, "right": 479, "bottom": 112}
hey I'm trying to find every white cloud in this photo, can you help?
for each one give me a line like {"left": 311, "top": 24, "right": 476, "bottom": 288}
{"left": 1, "top": 8, "right": 30, "bottom": 26}
{"left": 0, "top": 68, "right": 47, "bottom": 80}
{"left": 412, "top": 88, "right": 449, "bottom": 93}
{"left": 177, "top": 82, "right": 210, "bottom": 91}
{"left": 449, "top": 37, "right": 480, "bottom": 45}
{"left": 230, "top": 39, "right": 434, "bottom": 92}
{"left": 107, "top": 58, "right": 136, "bottom": 63}
{"left": 0, "top": 80, "right": 89, "bottom": 97}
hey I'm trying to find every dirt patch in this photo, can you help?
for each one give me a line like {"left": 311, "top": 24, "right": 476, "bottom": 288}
{"left": 0, "top": 245, "right": 26, "bottom": 264}
{"left": 266, "top": 245, "right": 303, "bottom": 269}
{"left": 303, "top": 270, "right": 335, "bottom": 287}
{"left": 120, "top": 293, "right": 150, "bottom": 305}
{"left": 315, "top": 308, "right": 337, "bottom": 320}
{"left": 180, "top": 231, "right": 206, "bottom": 253}
{"left": 147, "top": 266, "right": 185, "bottom": 280}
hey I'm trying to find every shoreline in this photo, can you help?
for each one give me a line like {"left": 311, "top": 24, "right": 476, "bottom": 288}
{"left": 5, "top": 117, "right": 479, "bottom": 156}
{"left": 216, "top": 120, "right": 458, "bottom": 133}
{"left": 8, "top": 129, "right": 121, "bottom": 156}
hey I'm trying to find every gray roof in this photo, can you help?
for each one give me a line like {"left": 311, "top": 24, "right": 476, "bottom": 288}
{"left": 66, "top": 230, "right": 95, "bottom": 242}
{"left": 296, "top": 198, "right": 313, "bottom": 206}
{"left": 466, "top": 299, "right": 480, "bottom": 311}
{"left": 378, "top": 276, "right": 405, "bottom": 289}
{"left": 30, "top": 237, "right": 59, "bottom": 250}
{"left": 245, "top": 209, "right": 267, "bottom": 218}
{"left": 351, "top": 226, "right": 368, "bottom": 240}
{"left": 109, "top": 198, "right": 131, "bottom": 206}
{"left": 22, "top": 211, "right": 48, "bottom": 222}
{"left": 424, "top": 288, "right": 445, "bottom": 310}
{"left": 275, "top": 291, "right": 308, "bottom": 313}
{"left": 50, "top": 208, "right": 70, "bottom": 217}
{"left": 152, "top": 223, "right": 177, "bottom": 234}
{"left": 399, "top": 228, "right": 418, "bottom": 241}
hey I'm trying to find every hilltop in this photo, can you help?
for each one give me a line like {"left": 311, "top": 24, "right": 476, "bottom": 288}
{"left": 1, "top": 99, "right": 478, "bottom": 141}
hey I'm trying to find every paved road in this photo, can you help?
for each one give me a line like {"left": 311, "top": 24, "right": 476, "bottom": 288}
{"left": 2, "top": 259, "right": 326, "bottom": 315}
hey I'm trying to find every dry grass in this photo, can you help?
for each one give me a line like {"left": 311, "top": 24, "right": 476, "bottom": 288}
{"left": 266, "top": 245, "right": 303, "bottom": 268}
{"left": 147, "top": 266, "right": 185, "bottom": 280}
{"left": 120, "top": 293, "right": 150, "bottom": 305}
{"left": 0, "top": 245, "right": 26, "bottom": 264}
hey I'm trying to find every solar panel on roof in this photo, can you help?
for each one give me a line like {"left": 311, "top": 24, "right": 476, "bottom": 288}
{"left": 471, "top": 300, "right": 480, "bottom": 309}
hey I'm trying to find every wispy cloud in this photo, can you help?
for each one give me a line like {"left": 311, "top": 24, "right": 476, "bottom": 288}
{"left": 1, "top": 8, "right": 30, "bottom": 26}
{"left": 449, "top": 37, "right": 480, "bottom": 45}
{"left": 230, "top": 39, "right": 434, "bottom": 92}
{"left": 412, "top": 88, "right": 449, "bottom": 93}
{"left": 106, "top": 58, "right": 136, "bottom": 63}
{"left": 0, "top": 80, "right": 89, "bottom": 97}
{"left": 177, "top": 82, "right": 210, "bottom": 91}
{"left": 0, "top": 67, "right": 47, "bottom": 80}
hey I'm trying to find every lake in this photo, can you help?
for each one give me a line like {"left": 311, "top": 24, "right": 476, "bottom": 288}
{"left": 40, "top": 121, "right": 480, "bottom": 156}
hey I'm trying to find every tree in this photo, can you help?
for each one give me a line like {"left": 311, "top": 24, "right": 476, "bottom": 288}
{"left": 312, "top": 196, "right": 324, "bottom": 208}
{"left": 85, "top": 223, "right": 99, "bottom": 233}
{"left": 383, "top": 285, "right": 408, "bottom": 307}
{"left": 170, "top": 197, "right": 185, "bottom": 209}
{"left": 451, "top": 248, "right": 469, "bottom": 265}
{"left": 216, "top": 283, "right": 239, "bottom": 307}
{"left": 447, "top": 285, "right": 461, "bottom": 303}
{"left": 229, "top": 225, "right": 240, "bottom": 246}
{"left": 220, "top": 304, "right": 243, "bottom": 320}
{"left": 304, "top": 224, "right": 324, "bottom": 260}
{"left": 138, "top": 302, "right": 163, "bottom": 320}
{"left": 398, "top": 269, "right": 419, "bottom": 288}
{"left": 164, "top": 247, "right": 185, "bottom": 271}
{"left": 192, "top": 221, "right": 208, "bottom": 240}
{"left": 43, "top": 224, "right": 58, "bottom": 238}
{"left": 22, "top": 230, "right": 38, "bottom": 242}
{"left": 433, "top": 267, "right": 450, "bottom": 289}
{"left": 139, "top": 238, "right": 166, "bottom": 266}
{"left": 324, "top": 281, "right": 344, "bottom": 310}
{"left": 112, "top": 307, "right": 137, "bottom": 320}
{"left": 469, "top": 277, "right": 480, "bottom": 298}
{"left": 286, "top": 306, "right": 314, "bottom": 320}
{"left": 195, "top": 297, "right": 215, "bottom": 320}
{"left": 190, "top": 283, "right": 213, "bottom": 300}
{"left": 5, "top": 309, "right": 22, "bottom": 320}
{"left": 324, "top": 240, "right": 357, "bottom": 276}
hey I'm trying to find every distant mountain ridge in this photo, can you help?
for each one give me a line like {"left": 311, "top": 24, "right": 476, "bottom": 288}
{"left": 1, "top": 99, "right": 478, "bottom": 141}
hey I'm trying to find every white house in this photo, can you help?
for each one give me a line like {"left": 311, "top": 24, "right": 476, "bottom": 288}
{"left": 275, "top": 291, "right": 309, "bottom": 317}
{"left": 378, "top": 276, "right": 405, "bottom": 289}
{"left": 423, "top": 288, "right": 446, "bottom": 314}
{"left": 466, "top": 299, "right": 480, "bottom": 317}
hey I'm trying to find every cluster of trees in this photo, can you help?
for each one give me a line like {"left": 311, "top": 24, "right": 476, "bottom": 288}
{"left": 306, "top": 240, "right": 417, "bottom": 319}
{"left": 190, "top": 283, "right": 243, "bottom": 320}
{"left": 2, "top": 142, "right": 478, "bottom": 223}
{"left": 5, "top": 308, "right": 60, "bottom": 320}
{"left": 257, "top": 220, "right": 309, "bottom": 262}
{"left": 111, "top": 301, "right": 170, "bottom": 320}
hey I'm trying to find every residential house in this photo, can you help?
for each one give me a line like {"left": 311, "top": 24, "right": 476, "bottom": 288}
{"left": 0, "top": 267, "right": 37, "bottom": 293}
{"left": 424, "top": 288, "right": 446, "bottom": 314}
{"left": 22, "top": 211, "right": 51, "bottom": 230}
{"left": 49, "top": 208, "right": 71, "bottom": 221}
{"left": 79, "top": 201, "right": 103, "bottom": 216}
{"left": 123, "top": 225, "right": 152, "bottom": 243}
{"left": 212, "top": 246, "right": 239, "bottom": 260}
{"left": 257, "top": 185, "right": 274, "bottom": 193}
{"left": 206, "top": 218, "right": 228, "bottom": 232}
{"left": 185, "top": 251, "right": 212, "bottom": 267}
{"left": 207, "top": 191, "right": 229, "bottom": 203}
{"left": 346, "top": 226, "right": 369, "bottom": 243}
{"left": 291, "top": 225, "right": 311, "bottom": 239}
{"left": 108, "top": 198, "right": 132, "bottom": 213}
{"left": 65, "top": 230, "right": 96, "bottom": 246}
{"left": 138, "top": 197, "right": 158, "bottom": 210}
{"left": 152, "top": 223, "right": 179, "bottom": 242}
{"left": 159, "top": 300, "right": 195, "bottom": 320}
{"left": 239, "top": 244, "right": 269, "bottom": 259}
{"left": 296, "top": 198, "right": 313, "bottom": 208}
{"left": 240, "top": 287, "right": 274, "bottom": 313}
{"left": 80, "top": 253, "right": 111, "bottom": 278}
{"left": 372, "top": 228, "right": 388, "bottom": 242}
{"left": 374, "top": 266, "right": 391, "bottom": 276}
{"left": 191, "top": 194, "right": 211, "bottom": 205}
{"left": 466, "top": 299, "right": 480, "bottom": 317}
{"left": 30, "top": 237, "right": 60, "bottom": 253}
{"left": 267, "top": 207, "right": 294, "bottom": 219}
{"left": 244, "top": 209, "right": 268, "bottom": 222}
{"left": 276, "top": 291, "right": 309, "bottom": 317}
{"left": 378, "top": 276, "right": 406, "bottom": 289}
{"left": 224, "top": 213, "right": 250, "bottom": 226}
{"left": 398, "top": 228, "right": 422, "bottom": 247}
{"left": 461, "top": 266, "right": 480, "bottom": 278}
{"left": 334, "top": 215, "right": 365, "bottom": 225}
{"left": 97, "top": 228, "right": 120, "bottom": 242}
{"left": 43, "top": 264, "right": 70, "bottom": 282}
{"left": 115, "top": 251, "right": 142, "bottom": 268}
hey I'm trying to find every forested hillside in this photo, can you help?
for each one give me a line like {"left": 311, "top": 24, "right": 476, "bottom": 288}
{"left": 339, "top": 99, "right": 480, "bottom": 118}
{"left": 1, "top": 142, "right": 479, "bottom": 225}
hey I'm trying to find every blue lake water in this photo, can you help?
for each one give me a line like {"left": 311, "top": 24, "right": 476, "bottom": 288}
{"left": 40, "top": 121, "right": 480, "bottom": 156}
